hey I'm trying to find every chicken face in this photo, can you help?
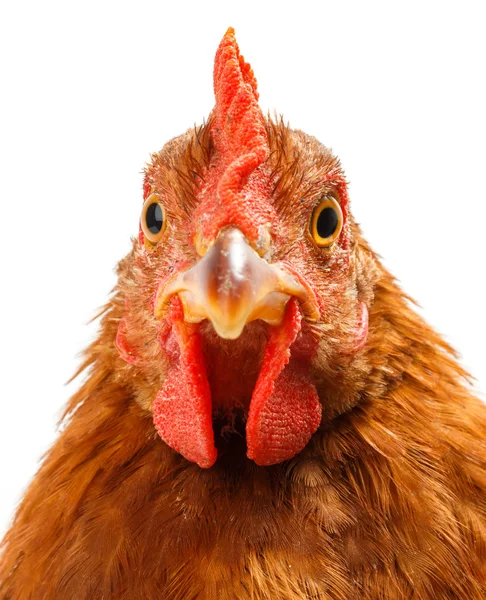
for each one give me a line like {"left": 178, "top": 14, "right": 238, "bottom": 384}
{"left": 115, "top": 29, "right": 372, "bottom": 469}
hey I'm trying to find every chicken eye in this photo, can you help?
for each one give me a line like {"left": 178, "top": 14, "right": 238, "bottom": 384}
{"left": 310, "top": 195, "right": 343, "bottom": 247}
{"left": 141, "top": 194, "right": 166, "bottom": 244}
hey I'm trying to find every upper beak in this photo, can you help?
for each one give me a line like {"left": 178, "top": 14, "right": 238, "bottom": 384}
{"left": 154, "top": 227, "right": 317, "bottom": 339}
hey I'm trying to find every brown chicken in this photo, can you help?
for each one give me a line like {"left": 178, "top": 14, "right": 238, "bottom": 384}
{"left": 1, "top": 28, "right": 485, "bottom": 600}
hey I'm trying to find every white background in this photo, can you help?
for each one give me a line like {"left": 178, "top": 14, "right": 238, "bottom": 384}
{"left": 1, "top": 1, "right": 485, "bottom": 535}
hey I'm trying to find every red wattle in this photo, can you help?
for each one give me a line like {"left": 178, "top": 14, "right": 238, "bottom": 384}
{"left": 152, "top": 300, "right": 217, "bottom": 469}
{"left": 246, "top": 298, "right": 322, "bottom": 466}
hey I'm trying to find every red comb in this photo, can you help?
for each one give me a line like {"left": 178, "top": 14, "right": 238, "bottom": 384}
{"left": 211, "top": 28, "right": 269, "bottom": 231}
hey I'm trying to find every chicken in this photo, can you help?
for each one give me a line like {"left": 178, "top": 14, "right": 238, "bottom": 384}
{"left": 1, "top": 27, "right": 485, "bottom": 600}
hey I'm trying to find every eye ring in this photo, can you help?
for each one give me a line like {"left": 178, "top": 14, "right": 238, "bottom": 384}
{"left": 310, "top": 195, "right": 343, "bottom": 248}
{"left": 141, "top": 193, "right": 167, "bottom": 245}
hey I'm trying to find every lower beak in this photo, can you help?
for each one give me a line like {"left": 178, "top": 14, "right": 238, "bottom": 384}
{"left": 154, "top": 228, "right": 316, "bottom": 339}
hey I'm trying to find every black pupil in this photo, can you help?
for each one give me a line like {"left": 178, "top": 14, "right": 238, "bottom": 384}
{"left": 146, "top": 203, "right": 163, "bottom": 234}
{"left": 316, "top": 206, "right": 338, "bottom": 239}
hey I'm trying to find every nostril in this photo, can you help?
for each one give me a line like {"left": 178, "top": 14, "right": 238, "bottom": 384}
{"left": 253, "top": 224, "right": 273, "bottom": 258}
{"left": 193, "top": 229, "right": 210, "bottom": 257}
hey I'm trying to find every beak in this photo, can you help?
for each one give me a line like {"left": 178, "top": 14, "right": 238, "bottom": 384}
{"left": 154, "top": 228, "right": 317, "bottom": 339}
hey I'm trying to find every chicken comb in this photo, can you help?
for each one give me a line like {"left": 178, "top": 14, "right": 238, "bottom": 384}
{"left": 211, "top": 28, "right": 269, "bottom": 216}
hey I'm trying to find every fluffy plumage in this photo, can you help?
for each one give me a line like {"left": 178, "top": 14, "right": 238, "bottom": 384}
{"left": 1, "top": 29, "right": 485, "bottom": 599}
